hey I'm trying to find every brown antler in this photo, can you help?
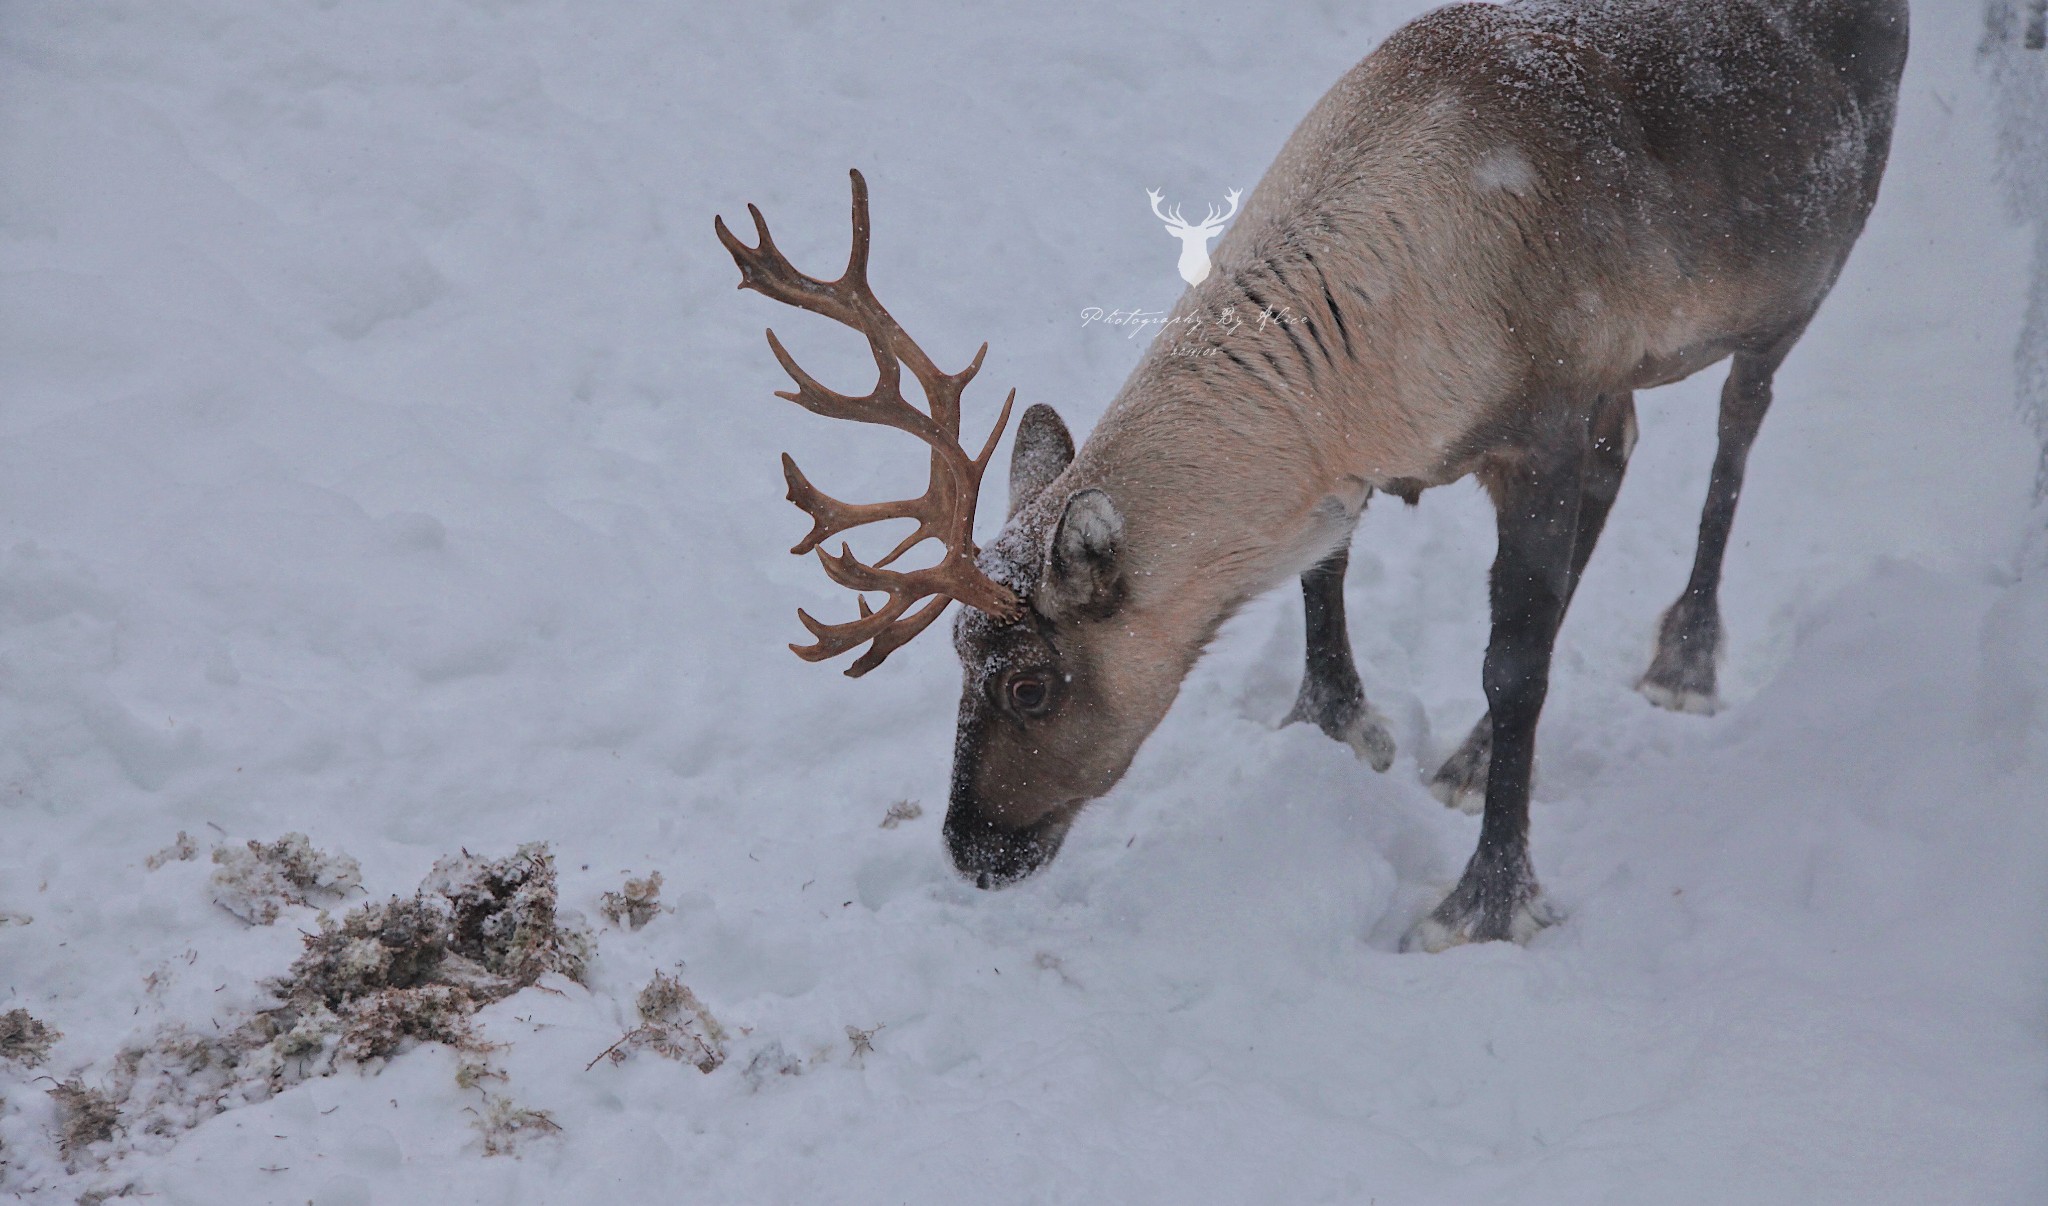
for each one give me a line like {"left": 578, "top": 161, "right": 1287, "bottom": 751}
{"left": 715, "top": 169, "right": 1022, "bottom": 677}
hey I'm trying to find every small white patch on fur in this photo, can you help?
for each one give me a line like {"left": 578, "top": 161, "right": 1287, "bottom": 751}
{"left": 1471, "top": 148, "right": 1537, "bottom": 197}
{"left": 1637, "top": 679, "right": 1719, "bottom": 715}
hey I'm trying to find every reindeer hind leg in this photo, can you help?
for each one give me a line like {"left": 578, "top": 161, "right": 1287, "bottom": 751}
{"left": 1430, "top": 393, "right": 1637, "bottom": 812}
{"left": 1641, "top": 322, "right": 1807, "bottom": 713}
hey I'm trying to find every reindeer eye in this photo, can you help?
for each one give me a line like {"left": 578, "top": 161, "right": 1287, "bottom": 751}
{"left": 1007, "top": 674, "right": 1052, "bottom": 716}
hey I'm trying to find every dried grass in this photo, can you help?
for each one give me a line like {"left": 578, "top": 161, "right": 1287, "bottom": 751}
{"left": 0, "top": 1008, "right": 60, "bottom": 1068}
{"left": 587, "top": 969, "right": 726, "bottom": 1073}
{"left": 598, "top": 870, "right": 664, "bottom": 930}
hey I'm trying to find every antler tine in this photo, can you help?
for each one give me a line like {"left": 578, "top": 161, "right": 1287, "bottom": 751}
{"left": 717, "top": 170, "right": 1024, "bottom": 675}
{"left": 972, "top": 385, "right": 1017, "bottom": 471}
{"left": 779, "top": 453, "right": 926, "bottom": 556}
{"left": 843, "top": 168, "right": 873, "bottom": 288}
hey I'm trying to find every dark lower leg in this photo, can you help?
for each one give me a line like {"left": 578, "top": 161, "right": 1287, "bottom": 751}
{"left": 1642, "top": 353, "right": 1780, "bottom": 711}
{"left": 1285, "top": 547, "right": 1395, "bottom": 771}
{"left": 1409, "top": 433, "right": 1588, "bottom": 950}
{"left": 1431, "top": 395, "right": 1636, "bottom": 809}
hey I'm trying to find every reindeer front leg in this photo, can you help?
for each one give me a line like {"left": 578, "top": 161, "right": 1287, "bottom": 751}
{"left": 1406, "top": 415, "right": 1594, "bottom": 951}
{"left": 1284, "top": 547, "right": 1397, "bottom": 771}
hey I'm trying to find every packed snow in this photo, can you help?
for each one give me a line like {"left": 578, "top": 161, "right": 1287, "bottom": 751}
{"left": 1, "top": 1, "right": 2044, "bottom": 1202}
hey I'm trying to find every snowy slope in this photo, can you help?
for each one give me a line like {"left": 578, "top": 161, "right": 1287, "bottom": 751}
{"left": 1, "top": 0, "right": 2043, "bottom": 1202}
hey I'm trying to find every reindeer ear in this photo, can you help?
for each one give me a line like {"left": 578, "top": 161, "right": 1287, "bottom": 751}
{"left": 1007, "top": 404, "right": 1075, "bottom": 519}
{"left": 1042, "top": 488, "right": 1125, "bottom": 619}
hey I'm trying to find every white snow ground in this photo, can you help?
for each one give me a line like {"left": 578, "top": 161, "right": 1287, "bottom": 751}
{"left": 2, "top": 0, "right": 2045, "bottom": 1201}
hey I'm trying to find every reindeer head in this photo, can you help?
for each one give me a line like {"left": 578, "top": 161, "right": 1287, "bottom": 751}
{"left": 718, "top": 172, "right": 1167, "bottom": 888}
{"left": 1147, "top": 187, "right": 1242, "bottom": 286}
{"left": 940, "top": 403, "right": 1157, "bottom": 886}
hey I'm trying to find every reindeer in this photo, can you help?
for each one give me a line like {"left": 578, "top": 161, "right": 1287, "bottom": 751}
{"left": 716, "top": 0, "right": 1909, "bottom": 950}
{"left": 1147, "top": 188, "right": 1244, "bottom": 286}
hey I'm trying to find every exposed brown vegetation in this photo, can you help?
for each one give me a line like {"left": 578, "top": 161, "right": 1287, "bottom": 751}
{"left": 471, "top": 1093, "right": 562, "bottom": 1156}
{"left": 587, "top": 969, "right": 726, "bottom": 1073}
{"left": 48, "top": 1080, "right": 120, "bottom": 1163}
{"left": 598, "top": 870, "right": 664, "bottom": 930}
{"left": 0, "top": 1008, "right": 60, "bottom": 1068}
{"left": 144, "top": 831, "right": 197, "bottom": 870}
{"left": 209, "top": 832, "right": 362, "bottom": 925}
{"left": 83, "top": 843, "right": 589, "bottom": 1162}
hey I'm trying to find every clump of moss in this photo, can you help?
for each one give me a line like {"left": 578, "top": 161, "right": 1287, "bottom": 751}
{"left": 587, "top": 969, "right": 725, "bottom": 1073}
{"left": 0, "top": 1008, "right": 60, "bottom": 1068}
{"left": 335, "top": 985, "right": 480, "bottom": 1062}
{"left": 265, "top": 843, "right": 587, "bottom": 1064}
{"left": 598, "top": 870, "right": 664, "bottom": 930}
{"left": 209, "top": 832, "right": 362, "bottom": 925}
{"left": 48, "top": 1080, "right": 120, "bottom": 1163}
{"left": 427, "top": 844, "right": 589, "bottom": 989}
{"left": 83, "top": 843, "right": 590, "bottom": 1158}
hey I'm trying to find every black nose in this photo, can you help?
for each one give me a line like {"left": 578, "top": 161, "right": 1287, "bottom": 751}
{"left": 942, "top": 808, "right": 1067, "bottom": 888}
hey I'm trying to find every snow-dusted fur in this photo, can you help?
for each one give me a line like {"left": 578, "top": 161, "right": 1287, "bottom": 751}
{"left": 942, "top": 0, "right": 1909, "bottom": 903}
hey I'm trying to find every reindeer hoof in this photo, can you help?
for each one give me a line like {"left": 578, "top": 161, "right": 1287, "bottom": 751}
{"left": 1337, "top": 707, "right": 1397, "bottom": 772}
{"left": 1640, "top": 601, "right": 1721, "bottom": 715}
{"left": 1637, "top": 676, "right": 1719, "bottom": 715}
{"left": 1426, "top": 719, "right": 1491, "bottom": 814}
{"left": 1285, "top": 695, "right": 1395, "bottom": 772}
{"left": 1401, "top": 879, "right": 1558, "bottom": 953}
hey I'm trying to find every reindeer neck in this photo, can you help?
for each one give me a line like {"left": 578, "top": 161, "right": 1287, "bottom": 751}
{"left": 1060, "top": 201, "right": 1516, "bottom": 661}
{"left": 1056, "top": 349, "right": 1360, "bottom": 660}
